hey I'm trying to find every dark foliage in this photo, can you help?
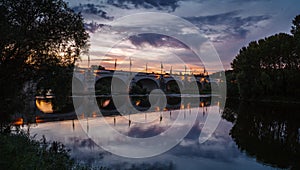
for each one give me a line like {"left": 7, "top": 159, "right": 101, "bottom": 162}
{"left": 0, "top": 0, "right": 89, "bottom": 125}
{"left": 0, "top": 132, "right": 75, "bottom": 170}
{"left": 231, "top": 15, "right": 300, "bottom": 100}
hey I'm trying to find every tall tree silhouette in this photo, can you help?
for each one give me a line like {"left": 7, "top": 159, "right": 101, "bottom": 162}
{"left": 0, "top": 0, "right": 89, "bottom": 127}
{"left": 231, "top": 15, "right": 300, "bottom": 99}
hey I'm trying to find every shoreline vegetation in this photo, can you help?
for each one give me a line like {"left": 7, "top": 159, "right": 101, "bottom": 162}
{"left": 228, "top": 15, "right": 300, "bottom": 101}
{"left": 0, "top": 131, "right": 92, "bottom": 170}
{"left": 226, "top": 95, "right": 300, "bottom": 104}
{"left": 0, "top": 0, "right": 91, "bottom": 169}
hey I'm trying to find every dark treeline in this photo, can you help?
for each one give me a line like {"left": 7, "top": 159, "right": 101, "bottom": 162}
{"left": 229, "top": 15, "right": 300, "bottom": 100}
{"left": 0, "top": 0, "right": 91, "bottom": 169}
{"left": 0, "top": 0, "right": 89, "bottom": 127}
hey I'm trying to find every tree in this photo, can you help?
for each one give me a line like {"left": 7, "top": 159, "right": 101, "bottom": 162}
{"left": 0, "top": 0, "right": 89, "bottom": 126}
{"left": 291, "top": 15, "right": 300, "bottom": 70}
{"left": 231, "top": 41, "right": 262, "bottom": 98}
{"left": 225, "top": 70, "right": 239, "bottom": 97}
{"left": 291, "top": 15, "right": 300, "bottom": 36}
{"left": 231, "top": 15, "right": 300, "bottom": 100}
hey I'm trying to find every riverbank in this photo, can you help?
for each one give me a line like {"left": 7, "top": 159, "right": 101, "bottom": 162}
{"left": 227, "top": 96, "right": 300, "bottom": 104}
{"left": 0, "top": 132, "right": 87, "bottom": 169}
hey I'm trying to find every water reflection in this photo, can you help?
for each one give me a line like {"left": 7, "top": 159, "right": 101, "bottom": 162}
{"left": 223, "top": 100, "right": 300, "bottom": 169}
{"left": 94, "top": 96, "right": 211, "bottom": 115}
{"left": 35, "top": 98, "right": 54, "bottom": 113}
{"left": 29, "top": 96, "right": 300, "bottom": 169}
{"left": 29, "top": 101, "right": 271, "bottom": 169}
{"left": 32, "top": 96, "right": 217, "bottom": 147}
{"left": 35, "top": 92, "right": 214, "bottom": 117}
{"left": 35, "top": 96, "right": 74, "bottom": 114}
{"left": 28, "top": 96, "right": 300, "bottom": 169}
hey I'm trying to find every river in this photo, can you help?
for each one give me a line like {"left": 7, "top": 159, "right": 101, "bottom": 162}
{"left": 27, "top": 98, "right": 300, "bottom": 169}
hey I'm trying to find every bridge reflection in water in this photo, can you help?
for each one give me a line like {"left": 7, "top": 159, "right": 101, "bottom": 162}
{"left": 33, "top": 94, "right": 224, "bottom": 146}
{"left": 35, "top": 95, "right": 221, "bottom": 124}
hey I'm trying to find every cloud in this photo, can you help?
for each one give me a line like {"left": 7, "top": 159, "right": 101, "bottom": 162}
{"left": 84, "top": 21, "right": 111, "bottom": 33}
{"left": 127, "top": 125, "right": 167, "bottom": 138}
{"left": 72, "top": 3, "right": 114, "bottom": 20}
{"left": 128, "top": 33, "right": 189, "bottom": 49}
{"left": 106, "top": 0, "right": 180, "bottom": 12}
{"left": 167, "top": 119, "right": 241, "bottom": 162}
{"left": 108, "top": 161, "right": 175, "bottom": 170}
{"left": 184, "top": 11, "right": 270, "bottom": 42}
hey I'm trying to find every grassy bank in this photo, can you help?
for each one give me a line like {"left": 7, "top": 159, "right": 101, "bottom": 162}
{"left": 0, "top": 131, "right": 88, "bottom": 170}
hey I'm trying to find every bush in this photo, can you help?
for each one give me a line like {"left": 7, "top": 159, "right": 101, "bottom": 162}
{"left": 0, "top": 132, "right": 77, "bottom": 170}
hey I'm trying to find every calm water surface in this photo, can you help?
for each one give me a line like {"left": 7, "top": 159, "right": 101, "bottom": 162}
{"left": 28, "top": 99, "right": 300, "bottom": 169}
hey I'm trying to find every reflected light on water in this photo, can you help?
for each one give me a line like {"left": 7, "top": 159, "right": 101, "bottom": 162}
{"left": 155, "top": 106, "right": 160, "bottom": 112}
{"left": 181, "top": 104, "right": 185, "bottom": 109}
{"left": 13, "top": 118, "right": 23, "bottom": 125}
{"left": 92, "top": 112, "right": 97, "bottom": 118}
{"left": 187, "top": 103, "right": 191, "bottom": 109}
{"left": 102, "top": 99, "right": 110, "bottom": 107}
{"left": 80, "top": 113, "right": 85, "bottom": 119}
{"left": 135, "top": 100, "right": 141, "bottom": 106}
{"left": 35, "top": 99, "right": 53, "bottom": 113}
{"left": 200, "top": 102, "right": 204, "bottom": 107}
{"left": 35, "top": 116, "right": 44, "bottom": 123}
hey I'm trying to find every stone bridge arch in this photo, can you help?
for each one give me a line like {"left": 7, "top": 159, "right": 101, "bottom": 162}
{"left": 135, "top": 78, "right": 160, "bottom": 92}
{"left": 95, "top": 76, "right": 128, "bottom": 94}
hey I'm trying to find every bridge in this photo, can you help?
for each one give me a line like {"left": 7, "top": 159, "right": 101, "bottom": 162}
{"left": 72, "top": 67, "right": 220, "bottom": 95}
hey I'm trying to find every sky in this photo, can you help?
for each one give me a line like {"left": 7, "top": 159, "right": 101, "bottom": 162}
{"left": 67, "top": 0, "right": 300, "bottom": 73}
